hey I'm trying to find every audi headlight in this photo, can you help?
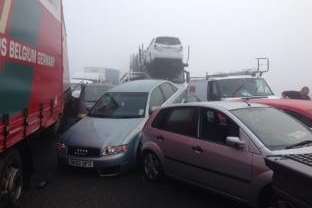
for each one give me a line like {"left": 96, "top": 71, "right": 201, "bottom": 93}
{"left": 102, "top": 145, "right": 128, "bottom": 156}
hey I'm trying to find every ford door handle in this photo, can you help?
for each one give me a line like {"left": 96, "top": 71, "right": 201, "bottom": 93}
{"left": 156, "top": 136, "right": 164, "bottom": 142}
{"left": 192, "top": 146, "right": 203, "bottom": 154}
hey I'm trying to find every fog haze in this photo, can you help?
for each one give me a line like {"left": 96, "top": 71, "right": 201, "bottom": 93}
{"left": 63, "top": 0, "right": 312, "bottom": 94}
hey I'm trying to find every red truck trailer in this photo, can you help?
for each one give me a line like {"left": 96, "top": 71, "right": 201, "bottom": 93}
{"left": 0, "top": 0, "right": 69, "bottom": 205}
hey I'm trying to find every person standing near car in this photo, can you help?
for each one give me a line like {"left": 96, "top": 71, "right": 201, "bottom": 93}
{"left": 300, "top": 86, "right": 311, "bottom": 100}
{"left": 282, "top": 86, "right": 311, "bottom": 100}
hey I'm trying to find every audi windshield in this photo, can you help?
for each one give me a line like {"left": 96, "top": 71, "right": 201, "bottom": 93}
{"left": 90, "top": 92, "right": 148, "bottom": 119}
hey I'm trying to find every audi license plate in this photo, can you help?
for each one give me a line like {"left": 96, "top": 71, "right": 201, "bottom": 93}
{"left": 68, "top": 159, "right": 94, "bottom": 168}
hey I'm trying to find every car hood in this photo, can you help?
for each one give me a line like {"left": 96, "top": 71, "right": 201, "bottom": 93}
{"left": 269, "top": 146, "right": 312, "bottom": 156}
{"left": 62, "top": 116, "right": 146, "bottom": 149}
{"left": 221, "top": 95, "right": 280, "bottom": 101}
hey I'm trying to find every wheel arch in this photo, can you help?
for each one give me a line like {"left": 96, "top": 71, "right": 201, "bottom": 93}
{"left": 141, "top": 141, "right": 165, "bottom": 166}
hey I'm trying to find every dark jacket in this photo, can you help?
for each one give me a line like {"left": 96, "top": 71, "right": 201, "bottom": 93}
{"left": 282, "top": 91, "right": 311, "bottom": 100}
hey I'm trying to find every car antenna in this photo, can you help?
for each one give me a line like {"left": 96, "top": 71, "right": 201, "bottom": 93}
{"left": 241, "top": 97, "right": 252, "bottom": 107}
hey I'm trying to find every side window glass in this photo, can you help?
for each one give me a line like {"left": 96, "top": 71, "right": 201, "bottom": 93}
{"left": 152, "top": 109, "right": 169, "bottom": 129}
{"left": 212, "top": 82, "right": 219, "bottom": 98}
{"left": 160, "top": 83, "right": 177, "bottom": 100}
{"left": 200, "top": 108, "right": 239, "bottom": 144}
{"left": 208, "top": 82, "right": 220, "bottom": 101}
{"left": 173, "top": 90, "right": 187, "bottom": 104}
{"left": 162, "top": 108, "right": 198, "bottom": 137}
{"left": 149, "top": 87, "right": 165, "bottom": 110}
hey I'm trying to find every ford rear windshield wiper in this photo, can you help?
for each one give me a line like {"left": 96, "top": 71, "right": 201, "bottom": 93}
{"left": 286, "top": 140, "right": 312, "bottom": 149}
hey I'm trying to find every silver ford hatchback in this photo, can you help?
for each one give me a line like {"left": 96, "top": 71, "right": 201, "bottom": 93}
{"left": 141, "top": 101, "right": 312, "bottom": 207}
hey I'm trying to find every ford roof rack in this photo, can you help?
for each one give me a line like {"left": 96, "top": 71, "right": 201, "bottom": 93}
{"left": 205, "top": 57, "right": 270, "bottom": 80}
{"left": 205, "top": 69, "right": 258, "bottom": 79}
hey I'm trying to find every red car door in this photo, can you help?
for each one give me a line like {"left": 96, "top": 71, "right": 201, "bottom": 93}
{"left": 150, "top": 107, "right": 200, "bottom": 180}
{"left": 193, "top": 107, "right": 253, "bottom": 200}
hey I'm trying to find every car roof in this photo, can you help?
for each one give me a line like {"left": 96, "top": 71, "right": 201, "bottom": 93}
{"left": 108, "top": 79, "right": 167, "bottom": 93}
{"left": 164, "top": 101, "right": 267, "bottom": 111}
{"left": 156, "top": 36, "right": 179, "bottom": 39}
{"left": 251, "top": 99, "right": 312, "bottom": 117}
{"left": 191, "top": 76, "right": 261, "bottom": 82}
{"left": 208, "top": 76, "right": 260, "bottom": 81}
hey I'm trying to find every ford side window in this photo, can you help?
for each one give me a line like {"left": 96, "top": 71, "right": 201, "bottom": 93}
{"left": 200, "top": 108, "right": 239, "bottom": 144}
{"left": 161, "top": 107, "right": 198, "bottom": 137}
{"left": 152, "top": 108, "right": 169, "bottom": 129}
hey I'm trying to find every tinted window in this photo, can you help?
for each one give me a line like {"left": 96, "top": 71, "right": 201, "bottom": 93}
{"left": 90, "top": 92, "right": 148, "bottom": 118}
{"left": 155, "top": 37, "right": 181, "bottom": 45}
{"left": 149, "top": 87, "right": 165, "bottom": 110}
{"left": 162, "top": 107, "right": 198, "bottom": 137}
{"left": 200, "top": 108, "right": 239, "bottom": 144}
{"left": 152, "top": 108, "right": 170, "bottom": 129}
{"left": 160, "top": 83, "right": 177, "bottom": 100}
{"left": 232, "top": 107, "right": 312, "bottom": 150}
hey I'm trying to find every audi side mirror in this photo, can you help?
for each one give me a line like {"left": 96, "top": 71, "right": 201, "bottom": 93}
{"left": 226, "top": 136, "right": 246, "bottom": 150}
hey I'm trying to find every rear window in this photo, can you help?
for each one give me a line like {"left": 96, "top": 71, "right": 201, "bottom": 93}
{"left": 156, "top": 37, "right": 181, "bottom": 45}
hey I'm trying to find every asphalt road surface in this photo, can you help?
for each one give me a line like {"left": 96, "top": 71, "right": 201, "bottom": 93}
{"left": 20, "top": 135, "right": 247, "bottom": 208}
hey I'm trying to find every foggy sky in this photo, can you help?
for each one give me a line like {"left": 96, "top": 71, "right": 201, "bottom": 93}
{"left": 63, "top": 0, "right": 312, "bottom": 94}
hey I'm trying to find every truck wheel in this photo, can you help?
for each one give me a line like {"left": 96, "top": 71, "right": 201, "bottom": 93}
{"left": 0, "top": 150, "right": 23, "bottom": 206}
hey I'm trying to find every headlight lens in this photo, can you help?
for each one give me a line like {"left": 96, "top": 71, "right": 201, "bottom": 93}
{"left": 102, "top": 145, "right": 128, "bottom": 156}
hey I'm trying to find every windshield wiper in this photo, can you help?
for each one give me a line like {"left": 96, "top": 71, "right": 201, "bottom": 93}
{"left": 286, "top": 140, "right": 312, "bottom": 149}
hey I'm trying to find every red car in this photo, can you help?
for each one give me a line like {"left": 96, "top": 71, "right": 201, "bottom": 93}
{"left": 251, "top": 99, "right": 312, "bottom": 128}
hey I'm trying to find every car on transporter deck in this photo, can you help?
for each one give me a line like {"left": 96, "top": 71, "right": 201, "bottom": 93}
{"left": 57, "top": 79, "right": 195, "bottom": 175}
{"left": 141, "top": 101, "right": 312, "bottom": 208}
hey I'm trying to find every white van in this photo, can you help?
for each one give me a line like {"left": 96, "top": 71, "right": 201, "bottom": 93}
{"left": 190, "top": 72, "right": 276, "bottom": 101}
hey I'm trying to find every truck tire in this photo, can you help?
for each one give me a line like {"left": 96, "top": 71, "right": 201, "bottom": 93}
{"left": 0, "top": 149, "right": 23, "bottom": 207}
